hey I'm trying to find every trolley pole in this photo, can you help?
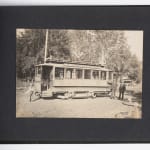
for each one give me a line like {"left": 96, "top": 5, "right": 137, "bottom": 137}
{"left": 44, "top": 29, "right": 49, "bottom": 63}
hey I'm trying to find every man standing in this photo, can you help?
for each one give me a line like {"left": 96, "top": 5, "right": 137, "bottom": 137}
{"left": 119, "top": 81, "right": 126, "bottom": 100}
{"left": 111, "top": 78, "right": 118, "bottom": 99}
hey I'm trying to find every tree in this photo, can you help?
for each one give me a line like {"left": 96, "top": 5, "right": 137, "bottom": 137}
{"left": 16, "top": 29, "right": 46, "bottom": 79}
{"left": 16, "top": 29, "right": 71, "bottom": 79}
{"left": 104, "top": 31, "right": 132, "bottom": 80}
{"left": 46, "top": 30, "right": 71, "bottom": 61}
{"left": 127, "top": 55, "right": 142, "bottom": 82}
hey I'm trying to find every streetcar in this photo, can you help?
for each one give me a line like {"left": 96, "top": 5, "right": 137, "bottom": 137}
{"left": 31, "top": 29, "right": 114, "bottom": 99}
{"left": 33, "top": 60, "right": 114, "bottom": 99}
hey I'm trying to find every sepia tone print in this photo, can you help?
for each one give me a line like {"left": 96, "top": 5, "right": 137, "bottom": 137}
{"left": 16, "top": 29, "right": 143, "bottom": 118}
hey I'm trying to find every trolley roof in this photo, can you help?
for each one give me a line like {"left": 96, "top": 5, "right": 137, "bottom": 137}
{"left": 35, "top": 60, "right": 113, "bottom": 71}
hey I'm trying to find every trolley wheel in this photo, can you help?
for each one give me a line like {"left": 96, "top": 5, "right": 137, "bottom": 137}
{"left": 30, "top": 91, "right": 41, "bottom": 102}
{"left": 64, "top": 92, "right": 73, "bottom": 99}
{"left": 91, "top": 92, "right": 97, "bottom": 98}
{"left": 35, "top": 92, "right": 41, "bottom": 98}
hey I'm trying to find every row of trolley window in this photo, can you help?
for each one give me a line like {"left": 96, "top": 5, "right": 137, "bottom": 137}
{"left": 36, "top": 65, "right": 113, "bottom": 81}
{"left": 55, "top": 68, "right": 110, "bottom": 80}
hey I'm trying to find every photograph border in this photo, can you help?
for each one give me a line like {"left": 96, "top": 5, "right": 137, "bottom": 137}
{"left": 0, "top": 6, "right": 149, "bottom": 143}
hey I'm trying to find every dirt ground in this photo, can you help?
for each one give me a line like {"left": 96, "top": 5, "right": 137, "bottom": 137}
{"left": 16, "top": 88, "right": 142, "bottom": 118}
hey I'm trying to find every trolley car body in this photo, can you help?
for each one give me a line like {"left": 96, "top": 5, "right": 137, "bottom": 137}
{"left": 34, "top": 61, "right": 114, "bottom": 98}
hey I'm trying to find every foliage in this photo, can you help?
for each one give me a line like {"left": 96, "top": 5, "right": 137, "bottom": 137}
{"left": 16, "top": 29, "right": 45, "bottom": 78}
{"left": 127, "top": 55, "right": 142, "bottom": 83}
{"left": 16, "top": 29, "right": 71, "bottom": 79}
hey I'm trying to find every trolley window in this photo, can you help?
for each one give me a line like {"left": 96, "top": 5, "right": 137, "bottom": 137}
{"left": 55, "top": 67, "right": 64, "bottom": 80}
{"left": 92, "top": 70, "right": 99, "bottom": 79}
{"left": 66, "top": 68, "right": 73, "bottom": 79}
{"left": 76, "top": 69, "right": 82, "bottom": 79}
{"left": 101, "top": 71, "right": 106, "bottom": 80}
{"left": 109, "top": 71, "right": 112, "bottom": 80}
{"left": 84, "top": 70, "right": 91, "bottom": 79}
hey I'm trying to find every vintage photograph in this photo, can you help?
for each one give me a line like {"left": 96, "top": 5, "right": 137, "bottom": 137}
{"left": 16, "top": 29, "right": 143, "bottom": 118}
